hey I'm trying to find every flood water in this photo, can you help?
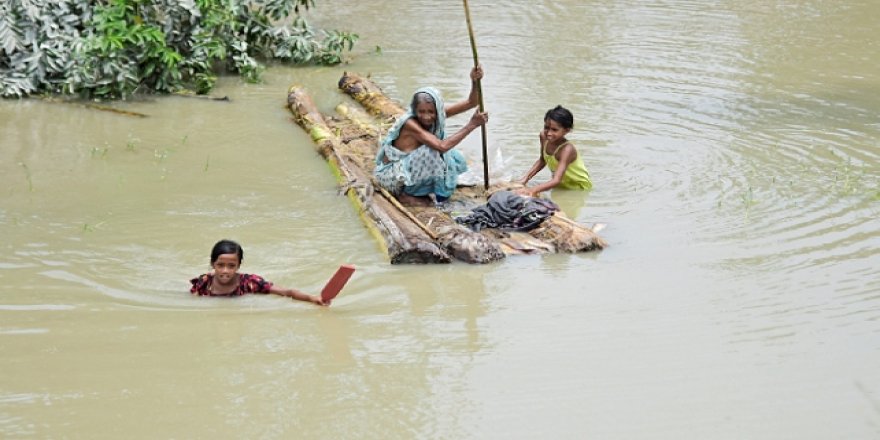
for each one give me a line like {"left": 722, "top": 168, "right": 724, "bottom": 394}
{"left": 2, "top": 0, "right": 879, "bottom": 438}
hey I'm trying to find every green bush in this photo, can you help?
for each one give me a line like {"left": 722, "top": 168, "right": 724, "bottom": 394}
{"left": 0, "top": 0, "right": 358, "bottom": 99}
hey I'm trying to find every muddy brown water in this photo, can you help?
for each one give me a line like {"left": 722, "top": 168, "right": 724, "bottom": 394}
{"left": 1, "top": 1, "right": 879, "bottom": 438}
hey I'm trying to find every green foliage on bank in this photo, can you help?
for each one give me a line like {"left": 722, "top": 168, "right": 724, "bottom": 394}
{"left": 0, "top": 0, "right": 358, "bottom": 99}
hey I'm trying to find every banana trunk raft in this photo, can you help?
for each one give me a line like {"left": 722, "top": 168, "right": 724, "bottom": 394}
{"left": 286, "top": 73, "right": 607, "bottom": 264}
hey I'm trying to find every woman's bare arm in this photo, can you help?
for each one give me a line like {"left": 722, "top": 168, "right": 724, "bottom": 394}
{"left": 403, "top": 110, "right": 488, "bottom": 153}
{"left": 445, "top": 65, "right": 483, "bottom": 117}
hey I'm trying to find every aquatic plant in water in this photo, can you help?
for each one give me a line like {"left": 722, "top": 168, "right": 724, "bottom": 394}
{"left": 18, "top": 162, "right": 33, "bottom": 192}
{"left": 0, "top": 0, "right": 358, "bottom": 99}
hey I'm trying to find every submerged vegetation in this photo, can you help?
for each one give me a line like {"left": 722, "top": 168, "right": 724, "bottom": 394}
{"left": 0, "top": 0, "right": 358, "bottom": 99}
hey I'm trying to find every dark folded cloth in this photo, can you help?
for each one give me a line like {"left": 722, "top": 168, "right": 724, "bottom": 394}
{"left": 454, "top": 190, "right": 559, "bottom": 232}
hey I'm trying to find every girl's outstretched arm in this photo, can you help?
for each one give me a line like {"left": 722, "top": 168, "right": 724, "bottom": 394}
{"left": 517, "top": 156, "right": 547, "bottom": 186}
{"left": 516, "top": 135, "right": 549, "bottom": 192}
{"left": 518, "top": 144, "right": 578, "bottom": 197}
{"left": 268, "top": 285, "right": 326, "bottom": 306}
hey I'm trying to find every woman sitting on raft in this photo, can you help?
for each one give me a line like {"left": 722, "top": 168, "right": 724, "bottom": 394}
{"left": 374, "top": 66, "right": 490, "bottom": 207}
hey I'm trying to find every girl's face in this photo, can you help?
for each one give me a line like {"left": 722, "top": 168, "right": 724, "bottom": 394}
{"left": 543, "top": 118, "right": 571, "bottom": 143}
{"left": 211, "top": 253, "right": 240, "bottom": 286}
{"left": 415, "top": 102, "right": 437, "bottom": 129}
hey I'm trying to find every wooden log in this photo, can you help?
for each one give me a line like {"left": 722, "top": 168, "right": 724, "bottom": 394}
{"left": 286, "top": 84, "right": 450, "bottom": 264}
{"left": 172, "top": 90, "right": 230, "bottom": 101}
{"left": 338, "top": 72, "right": 406, "bottom": 119}
{"left": 40, "top": 96, "right": 150, "bottom": 118}
{"left": 533, "top": 212, "right": 608, "bottom": 253}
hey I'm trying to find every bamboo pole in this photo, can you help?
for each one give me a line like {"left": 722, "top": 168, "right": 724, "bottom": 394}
{"left": 373, "top": 181, "right": 439, "bottom": 240}
{"left": 463, "top": 0, "right": 490, "bottom": 190}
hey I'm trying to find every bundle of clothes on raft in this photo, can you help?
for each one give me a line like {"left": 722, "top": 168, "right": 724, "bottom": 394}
{"left": 454, "top": 190, "right": 559, "bottom": 232}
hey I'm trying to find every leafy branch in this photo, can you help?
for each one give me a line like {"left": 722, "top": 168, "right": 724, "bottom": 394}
{"left": 0, "top": 0, "right": 359, "bottom": 99}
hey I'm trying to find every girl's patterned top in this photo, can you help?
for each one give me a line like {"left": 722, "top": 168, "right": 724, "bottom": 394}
{"left": 189, "top": 273, "right": 274, "bottom": 296}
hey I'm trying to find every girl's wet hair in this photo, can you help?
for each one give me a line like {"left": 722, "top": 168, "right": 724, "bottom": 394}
{"left": 545, "top": 105, "right": 574, "bottom": 129}
{"left": 411, "top": 91, "right": 435, "bottom": 111}
{"left": 211, "top": 239, "right": 243, "bottom": 264}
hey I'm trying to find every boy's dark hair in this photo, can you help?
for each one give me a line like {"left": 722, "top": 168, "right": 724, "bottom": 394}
{"left": 545, "top": 105, "right": 574, "bottom": 129}
{"left": 211, "top": 239, "right": 243, "bottom": 264}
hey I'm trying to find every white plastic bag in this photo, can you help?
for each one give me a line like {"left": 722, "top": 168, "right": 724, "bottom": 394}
{"left": 456, "top": 136, "right": 514, "bottom": 186}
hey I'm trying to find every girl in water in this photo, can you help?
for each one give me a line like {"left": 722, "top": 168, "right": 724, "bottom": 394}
{"left": 190, "top": 239, "right": 326, "bottom": 306}
{"left": 516, "top": 105, "right": 592, "bottom": 197}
